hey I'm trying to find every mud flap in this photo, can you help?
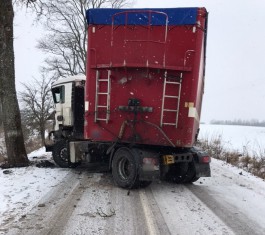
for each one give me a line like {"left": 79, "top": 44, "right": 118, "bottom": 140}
{"left": 194, "top": 162, "right": 211, "bottom": 177}
{"left": 131, "top": 148, "right": 161, "bottom": 181}
{"left": 192, "top": 147, "right": 211, "bottom": 177}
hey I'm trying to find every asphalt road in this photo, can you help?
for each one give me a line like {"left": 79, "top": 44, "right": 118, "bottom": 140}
{"left": 4, "top": 164, "right": 265, "bottom": 235}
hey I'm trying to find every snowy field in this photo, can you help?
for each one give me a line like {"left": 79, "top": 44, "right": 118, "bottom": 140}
{"left": 199, "top": 124, "right": 265, "bottom": 154}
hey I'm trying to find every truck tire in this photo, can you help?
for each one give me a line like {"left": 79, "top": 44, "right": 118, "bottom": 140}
{"left": 189, "top": 176, "right": 200, "bottom": 183}
{"left": 112, "top": 148, "right": 139, "bottom": 189}
{"left": 52, "top": 140, "right": 79, "bottom": 168}
{"left": 182, "top": 162, "right": 199, "bottom": 183}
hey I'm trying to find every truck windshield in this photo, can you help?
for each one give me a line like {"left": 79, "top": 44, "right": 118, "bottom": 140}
{"left": 52, "top": 86, "right": 65, "bottom": 103}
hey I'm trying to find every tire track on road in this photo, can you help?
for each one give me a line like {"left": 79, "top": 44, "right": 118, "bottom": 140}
{"left": 6, "top": 170, "right": 97, "bottom": 235}
{"left": 150, "top": 182, "right": 234, "bottom": 235}
{"left": 186, "top": 184, "right": 264, "bottom": 235}
{"left": 144, "top": 187, "right": 171, "bottom": 235}
{"left": 139, "top": 190, "right": 160, "bottom": 235}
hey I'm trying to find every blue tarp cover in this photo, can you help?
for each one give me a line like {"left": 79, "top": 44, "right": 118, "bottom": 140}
{"left": 86, "top": 8, "right": 198, "bottom": 26}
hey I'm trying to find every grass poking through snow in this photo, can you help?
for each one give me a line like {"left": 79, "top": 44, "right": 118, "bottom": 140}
{"left": 197, "top": 134, "right": 265, "bottom": 180}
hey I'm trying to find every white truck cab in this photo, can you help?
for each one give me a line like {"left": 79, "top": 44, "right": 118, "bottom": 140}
{"left": 50, "top": 75, "right": 86, "bottom": 139}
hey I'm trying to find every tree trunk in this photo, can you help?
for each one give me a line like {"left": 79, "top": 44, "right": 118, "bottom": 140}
{"left": 40, "top": 123, "right": 45, "bottom": 146}
{"left": 0, "top": 0, "right": 29, "bottom": 167}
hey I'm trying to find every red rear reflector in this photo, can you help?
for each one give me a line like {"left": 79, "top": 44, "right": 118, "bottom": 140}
{"left": 201, "top": 156, "right": 211, "bottom": 163}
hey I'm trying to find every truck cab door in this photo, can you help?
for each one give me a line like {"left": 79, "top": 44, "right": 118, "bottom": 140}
{"left": 52, "top": 83, "right": 73, "bottom": 130}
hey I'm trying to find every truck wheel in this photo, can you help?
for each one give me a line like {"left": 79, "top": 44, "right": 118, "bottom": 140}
{"left": 189, "top": 176, "right": 200, "bottom": 183}
{"left": 182, "top": 162, "right": 199, "bottom": 183}
{"left": 112, "top": 148, "right": 139, "bottom": 189}
{"left": 52, "top": 140, "right": 79, "bottom": 168}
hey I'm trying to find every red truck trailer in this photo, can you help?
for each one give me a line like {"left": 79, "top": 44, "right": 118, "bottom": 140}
{"left": 47, "top": 7, "right": 210, "bottom": 188}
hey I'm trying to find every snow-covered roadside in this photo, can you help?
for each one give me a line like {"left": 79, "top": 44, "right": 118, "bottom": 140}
{"left": 200, "top": 158, "right": 265, "bottom": 231}
{"left": 0, "top": 148, "right": 70, "bottom": 227}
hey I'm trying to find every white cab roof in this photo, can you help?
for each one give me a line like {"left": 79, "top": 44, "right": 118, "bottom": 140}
{"left": 52, "top": 75, "right": 86, "bottom": 87}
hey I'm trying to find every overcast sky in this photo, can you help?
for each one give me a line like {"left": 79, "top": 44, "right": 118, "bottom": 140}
{"left": 14, "top": 0, "right": 265, "bottom": 123}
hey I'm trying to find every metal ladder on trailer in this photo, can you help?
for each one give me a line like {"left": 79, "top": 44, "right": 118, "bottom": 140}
{"left": 94, "top": 70, "right": 111, "bottom": 123}
{"left": 160, "top": 71, "right": 182, "bottom": 128}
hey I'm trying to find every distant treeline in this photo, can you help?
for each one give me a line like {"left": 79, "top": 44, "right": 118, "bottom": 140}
{"left": 210, "top": 119, "right": 265, "bottom": 127}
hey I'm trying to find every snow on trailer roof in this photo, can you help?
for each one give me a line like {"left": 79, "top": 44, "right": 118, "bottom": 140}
{"left": 51, "top": 75, "right": 85, "bottom": 87}
{"left": 86, "top": 8, "right": 198, "bottom": 26}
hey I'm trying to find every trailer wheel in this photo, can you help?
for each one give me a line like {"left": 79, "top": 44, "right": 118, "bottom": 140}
{"left": 112, "top": 148, "right": 139, "bottom": 189}
{"left": 53, "top": 140, "right": 79, "bottom": 168}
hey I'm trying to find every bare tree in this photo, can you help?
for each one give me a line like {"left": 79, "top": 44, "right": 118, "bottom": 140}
{"left": 0, "top": 0, "right": 33, "bottom": 167}
{"left": 0, "top": 0, "right": 134, "bottom": 167}
{"left": 37, "top": 0, "right": 134, "bottom": 79}
{"left": 19, "top": 75, "right": 54, "bottom": 146}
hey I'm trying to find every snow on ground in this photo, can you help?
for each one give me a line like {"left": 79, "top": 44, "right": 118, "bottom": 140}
{"left": 199, "top": 158, "right": 265, "bottom": 231}
{"left": 0, "top": 148, "right": 69, "bottom": 227}
{"left": 199, "top": 124, "right": 265, "bottom": 154}
{"left": 1, "top": 148, "right": 265, "bottom": 234}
